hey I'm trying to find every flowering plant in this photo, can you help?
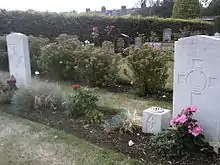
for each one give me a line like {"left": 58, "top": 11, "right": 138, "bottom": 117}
{"left": 149, "top": 106, "right": 213, "bottom": 157}
{"left": 72, "top": 84, "right": 80, "bottom": 90}
{"left": 170, "top": 105, "right": 203, "bottom": 137}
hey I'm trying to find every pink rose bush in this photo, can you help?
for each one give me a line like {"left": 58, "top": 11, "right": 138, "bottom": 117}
{"left": 150, "top": 106, "right": 212, "bottom": 157}
{"left": 170, "top": 105, "right": 203, "bottom": 137}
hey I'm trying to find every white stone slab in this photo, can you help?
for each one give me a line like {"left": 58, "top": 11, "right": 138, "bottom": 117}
{"left": 142, "top": 107, "right": 171, "bottom": 134}
{"left": 135, "top": 37, "right": 142, "bottom": 48}
{"left": 163, "top": 28, "right": 172, "bottom": 42}
{"left": 6, "top": 33, "right": 31, "bottom": 88}
{"left": 173, "top": 35, "right": 220, "bottom": 141}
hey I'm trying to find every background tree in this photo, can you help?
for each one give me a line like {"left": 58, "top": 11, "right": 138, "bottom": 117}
{"left": 150, "top": 0, "right": 174, "bottom": 17}
{"left": 172, "top": 0, "right": 200, "bottom": 19}
{"left": 201, "top": 0, "right": 220, "bottom": 16}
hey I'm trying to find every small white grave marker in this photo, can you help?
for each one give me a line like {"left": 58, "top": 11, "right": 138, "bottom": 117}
{"left": 173, "top": 35, "right": 220, "bottom": 141}
{"left": 142, "top": 107, "right": 171, "bottom": 134}
{"left": 6, "top": 33, "right": 31, "bottom": 87}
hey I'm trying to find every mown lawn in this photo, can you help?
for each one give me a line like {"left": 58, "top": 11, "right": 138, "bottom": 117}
{"left": 0, "top": 111, "right": 144, "bottom": 165}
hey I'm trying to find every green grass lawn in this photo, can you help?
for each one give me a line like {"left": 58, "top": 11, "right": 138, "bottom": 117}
{"left": 0, "top": 111, "right": 143, "bottom": 165}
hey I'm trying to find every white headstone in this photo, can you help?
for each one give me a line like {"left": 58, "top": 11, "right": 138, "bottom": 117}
{"left": 135, "top": 37, "right": 142, "bottom": 48}
{"left": 142, "top": 107, "right": 171, "bottom": 134}
{"left": 163, "top": 28, "right": 172, "bottom": 42}
{"left": 6, "top": 33, "right": 31, "bottom": 87}
{"left": 173, "top": 35, "right": 220, "bottom": 141}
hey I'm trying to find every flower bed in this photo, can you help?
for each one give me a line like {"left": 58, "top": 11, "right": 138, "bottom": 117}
{"left": 2, "top": 105, "right": 220, "bottom": 165}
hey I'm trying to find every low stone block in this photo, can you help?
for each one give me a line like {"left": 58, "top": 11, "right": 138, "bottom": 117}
{"left": 142, "top": 107, "right": 171, "bottom": 134}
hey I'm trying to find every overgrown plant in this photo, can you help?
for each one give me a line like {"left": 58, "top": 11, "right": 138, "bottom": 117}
{"left": 103, "top": 110, "right": 141, "bottom": 134}
{"left": 149, "top": 106, "right": 212, "bottom": 157}
{"left": 83, "top": 46, "right": 120, "bottom": 87}
{"left": 126, "top": 44, "right": 169, "bottom": 96}
{"left": 64, "top": 85, "right": 103, "bottom": 123}
{"left": 38, "top": 35, "right": 83, "bottom": 80}
{"left": 11, "top": 82, "right": 65, "bottom": 112}
{"left": 0, "top": 75, "right": 17, "bottom": 104}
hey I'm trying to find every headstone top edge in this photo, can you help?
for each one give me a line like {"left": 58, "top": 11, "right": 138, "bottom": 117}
{"left": 6, "top": 33, "right": 27, "bottom": 39}
{"left": 176, "top": 35, "right": 220, "bottom": 43}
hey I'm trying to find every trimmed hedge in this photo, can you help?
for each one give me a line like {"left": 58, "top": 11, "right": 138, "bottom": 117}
{"left": 0, "top": 10, "right": 213, "bottom": 42}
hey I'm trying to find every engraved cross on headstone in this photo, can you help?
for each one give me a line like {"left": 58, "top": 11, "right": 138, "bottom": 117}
{"left": 178, "top": 59, "right": 217, "bottom": 104}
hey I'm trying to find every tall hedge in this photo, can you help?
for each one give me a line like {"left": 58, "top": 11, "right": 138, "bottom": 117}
{"left": 172, "top": 0, "right": 200, "bottom": 19}
{"left": 0, "top": 10, "right": 213, "bottom": 42}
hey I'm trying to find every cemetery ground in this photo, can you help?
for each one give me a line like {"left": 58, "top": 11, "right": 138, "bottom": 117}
{"left": 0, "top": 111, "right": 141, "bottom": 165}
{"left": 1, "top": 71, "right": 220, "bottom": 165}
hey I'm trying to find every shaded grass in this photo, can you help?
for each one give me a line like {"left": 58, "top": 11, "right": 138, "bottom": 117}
{"left": 0, "top": 111, "right": 144, "bottom": 165}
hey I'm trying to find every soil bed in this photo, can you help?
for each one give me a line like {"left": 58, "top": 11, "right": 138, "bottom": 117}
{"left": 3, "top": 107, "right": 220, "bottom": 165}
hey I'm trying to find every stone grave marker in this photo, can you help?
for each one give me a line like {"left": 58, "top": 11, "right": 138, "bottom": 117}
{"left": 173, "top": 35, "right": 220, "bottom": 141}
{"left": 102, "top": 41, "right": 114, "bottom": 54}
{"left": 163, "top": 28, "right": 172, "bottom": 42}
{"left": 6, "top": 33, "right": 31, "bottom": 88}
{"left": 142, "top": 107, "right": 171, "bottom": 134}
{"left": 135, "top": 37, "right": 142, "bottom": 48}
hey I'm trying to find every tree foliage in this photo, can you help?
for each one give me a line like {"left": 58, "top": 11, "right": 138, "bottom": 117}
{"left": 172, "top": 0, "right": 201, "bottom": 19}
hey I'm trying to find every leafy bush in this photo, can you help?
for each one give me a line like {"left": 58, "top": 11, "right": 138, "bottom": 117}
{"left": 149, "top": 129, "right": 186, "bottom": 157}
{"left": 126, "top": 44, "right": 169, "bottom": 95}
{"left": 82, "top": 46, "right": 120, "bottom": 87}
{"left": 38, "top": 35, "right": 82, "bottom": 80}
{"left": 64, "top": 86, "right": 103, "bottom": 123}
{"left": 149, "top": 106, "right": 211, "bottom": 158}
{"left": 214, "top": 16, "right": 220, "bottom": 33}
{"left": 11, "top": 81, "right": 65, "bottom": 112}
{"left": 103, "top": 110, "right": 141, "bottom": 133}
{"left": 28, "top": 36, "right": 49, "bottom": 74}
{"left": 172, "top": 0, "right": 200, "bottom": 19}
{"left": 0, "top": 10, "right": 213, "bottom": 42}
{"left": 0, "top": 75, "right": 17, "bottom": 104}
{"left": 0, "top": 36, "right": 8, "bottom": 71}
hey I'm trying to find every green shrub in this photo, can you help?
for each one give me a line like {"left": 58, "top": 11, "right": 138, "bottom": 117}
{"left": 38, "top": 35, "right": 82, "bottom": 80}
{"left": 0, "top": 36, "right": 8, "bottom": 71}
{"left": 214, "top": 16, "right": 220, "bottom": 33}
{"left": 149, "top": 129, "right": 186, "bottom": 157}
{"left": 126, "top": 44, "right": 169, "bottom": 95}
{"left": 172, "top": 0, "right": 200, "bottom": 19}
{"left": 64, "top": 86, "right": 103, "bottom": 123}
{"left": 0, "top": 76, "right": 17, "bottom": 104}
{"left": 0, "top": 10, "right": 213, "bottom": 42}
{"left": 11, "top": 81, "right": 65, "bottom": 112}
{"left": 103, "top": 110, "right": 141, "bottom": 133}
{"left": 28, "top": 36, "right": 49, "bottom": 74}
{"left": 82, "top": 46, "right": 120, "bottom": 87}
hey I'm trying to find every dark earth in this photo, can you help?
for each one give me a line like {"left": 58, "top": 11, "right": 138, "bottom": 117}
{"left": 3, "top": 106, "right": 220, "bottom": 165}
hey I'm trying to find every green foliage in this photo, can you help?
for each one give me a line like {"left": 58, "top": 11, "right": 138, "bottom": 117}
{"left": 0, "top": 76, "right": 17, "bottom": 104}
{"left": 149, "top": 129, "right": 186, "bottom": 157}
{"left": 65, "top": 87, "right": 103, "bottom": 123}
{"left": 103, "top": 110, "right": 141, "bottom": 133}
{"left": 38, "top": 35, "right": 82, "bottom": 80}
{"left": 11, "top": 82, "right": 65, "bottom": 112}
{"left": 0, "top": 36, "right": 8, "bottom": 71}
{"left": 28, "top": 36, "right": 49, "bottom": 73}
{"left": 83, "top": 46, "right": 120, "bottom": 87}
{"left": 126, "top": 44, "right": 169, "bottom": 95}
{"left": 214, "top": 17, "right": 220, "bottom": 33}
{"left": 172, "top": 0, "right": 200, "bottom": 19}
{"left": 0, "top": 10, "right": 213, "bottom": 42}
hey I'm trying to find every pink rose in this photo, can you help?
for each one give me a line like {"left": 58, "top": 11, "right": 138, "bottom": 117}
{"left": 170, "top": 116, "right": 178, "bottom": 126}
{"left": 175, "top": 114, "right": 187, "bottom": 124}
{"left": 188, "top": 122, "right": 203, "bottom": 137}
